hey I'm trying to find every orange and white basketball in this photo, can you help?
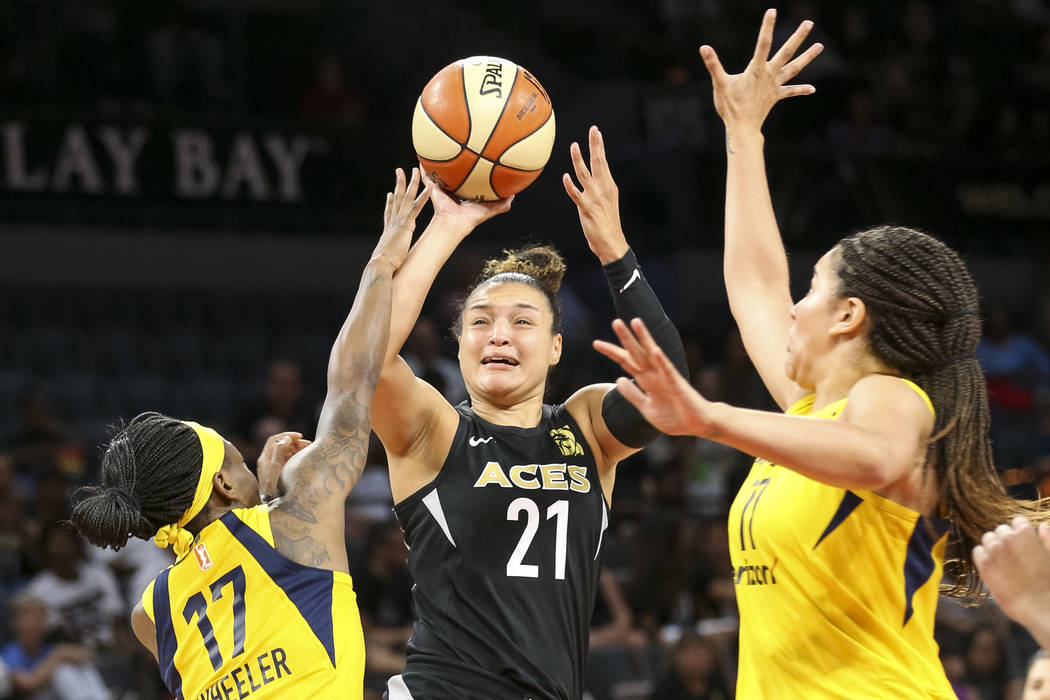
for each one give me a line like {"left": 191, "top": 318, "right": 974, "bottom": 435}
{"left": 412, "top": 56, "right": 556, "bottom": 201}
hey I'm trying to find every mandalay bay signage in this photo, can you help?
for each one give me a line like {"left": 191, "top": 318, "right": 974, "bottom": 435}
{"left": 0, "top": 119, "right": 331, "bottom": 203}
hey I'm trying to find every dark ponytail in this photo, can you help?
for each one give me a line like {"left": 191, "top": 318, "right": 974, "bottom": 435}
{"left": 835, "top": 226, "right": 1049, "bottom": 599}
{"left": 71, "top": 412, "right": 202, "bottom": 551}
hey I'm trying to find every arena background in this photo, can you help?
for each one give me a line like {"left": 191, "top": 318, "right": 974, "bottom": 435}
{"left": 1, "top": 1, "right": 1049, "bottom": 698}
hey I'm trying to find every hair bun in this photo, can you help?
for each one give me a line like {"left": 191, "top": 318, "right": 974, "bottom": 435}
{"left": 71, "top": 486, "right": 152, "bottom": 551}
{"left": 104, "top": 486, "right": 141, "bottom": 512}
{"left": 481, "top": 245, "right": 566, "bottom": 293}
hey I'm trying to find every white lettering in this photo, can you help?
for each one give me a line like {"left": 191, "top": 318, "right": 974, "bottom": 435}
{"left": 52, "top": 124, "right": 104, "bottom": 193}
{"left": 2, "top": 122, "right": 48, "bottom": 191}
{"left": 263, "top": 135, "right": 313, "bottom": 201}
{"left": 99, "top": 126, "right": 149, "bottom": 195}
{"left": 223, "top": 133, "right": 269, "bottom": 200}
{"left": 173, "top": 129, "right": 220, "bottom": 198}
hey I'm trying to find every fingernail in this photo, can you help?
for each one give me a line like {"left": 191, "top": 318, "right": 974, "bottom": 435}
{"left": 769, "top": 8, "right": 777, "bottom": 17}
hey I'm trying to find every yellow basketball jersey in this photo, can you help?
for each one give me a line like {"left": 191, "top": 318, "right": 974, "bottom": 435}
{"left": 728, "top": 381, "right": 955, "bottom": 699}
{"left": 140, "top": 506, "right": 364, "bottom": 700}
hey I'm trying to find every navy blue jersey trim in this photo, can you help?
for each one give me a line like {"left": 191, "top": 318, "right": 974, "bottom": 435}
{"left": 813, "top": 491, "right": 864, "bottom": 549}
{"left": 153, "top": 568, "right": 184, "bottom": 699}
{"left": 219, "top": 511, "right": 338, "bottom": 667}
{"left": 902, "top": 515, "right": 951, "bottom": 625}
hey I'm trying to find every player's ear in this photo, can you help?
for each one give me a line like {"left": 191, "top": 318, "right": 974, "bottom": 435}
{"left": 549, "top": 333, "right": 563, "bottom": 366}
{"left": 213, "top": 465, "right": 237, "bottom": 501}
{"left": 830, "top": 296, "right": 867, "bottom": 337}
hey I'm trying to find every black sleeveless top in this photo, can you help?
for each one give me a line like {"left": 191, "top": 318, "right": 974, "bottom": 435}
{"left": 393, "top": 402, "right": 609, "bottom": 700}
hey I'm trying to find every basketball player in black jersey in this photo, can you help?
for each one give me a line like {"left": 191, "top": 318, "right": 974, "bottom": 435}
{"left": 371, "top": 127, "right": 688, "bottom": 700}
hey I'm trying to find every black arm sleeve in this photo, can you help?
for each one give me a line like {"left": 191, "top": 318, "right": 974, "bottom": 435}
{"left": 600, "top": 248, "right": 689, "bottom": 448}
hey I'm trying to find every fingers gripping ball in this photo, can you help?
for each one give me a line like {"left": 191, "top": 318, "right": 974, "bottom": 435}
{"left": 412, "top": 56, "right": 555, "bottom": 201}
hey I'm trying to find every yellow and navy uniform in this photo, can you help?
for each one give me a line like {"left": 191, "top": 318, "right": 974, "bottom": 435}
{"left": 728, "top": 380, "right": 955, "bottom": 699}
{"left": 141, "top": 505, "right": 364, "bottom": 700}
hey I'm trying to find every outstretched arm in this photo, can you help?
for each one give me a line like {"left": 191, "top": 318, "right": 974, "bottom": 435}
{"left": 371, "top": 184, "right": 511, "bottom": 460}
{"left": 269, "top": 168, "right": 429, "bottom": 573}
{"left": 562, "top": 127, "right": 688, "bottom": 467}
{"left": 701, "top": 10, "right": 822, "bottom": 410}
{"left": 595, "top": 318, "right": 933, "bottom": 492}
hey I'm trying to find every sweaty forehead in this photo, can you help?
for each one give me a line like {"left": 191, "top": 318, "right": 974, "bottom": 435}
{"left": 467, "top": 281, "right": 550, "bottom": 313}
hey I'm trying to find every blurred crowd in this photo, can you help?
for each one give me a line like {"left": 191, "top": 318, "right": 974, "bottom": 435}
{"left": 3, "top": 0, "right": 1050, "bottom": 698}
{"left": 0, "top": 0, "right": 1047, "bottom": 162}
{"left": 1, "top": 269, "right": 1049, "bottom": 699}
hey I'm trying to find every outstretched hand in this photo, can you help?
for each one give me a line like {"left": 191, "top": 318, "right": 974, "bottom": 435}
{"left": 373, "top": 167, "right": 431, "bottom": 270}
{"left": 700, "top": 8, "right": 823, "bottom": 132}
{"left": 594, "top": 318, "right": 711, "bottom": 437}
{"left": 424, "top": 171, "right": 513, "bottom": 232}
{"left": 973, "top": 516, "right": 1050, "bottom": 628}
{"left": 562, "top": 126, "right": 628, "bottom": 264}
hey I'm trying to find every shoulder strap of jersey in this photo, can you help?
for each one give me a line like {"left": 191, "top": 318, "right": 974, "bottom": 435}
{"left": 228, "top": 504, "right": 275, "bottom": 546}
{"left": 786, "top": 394, "right": 815, "bottom": 416}
{"left": 897, "top": 378, "right": 936, "bottom": 419}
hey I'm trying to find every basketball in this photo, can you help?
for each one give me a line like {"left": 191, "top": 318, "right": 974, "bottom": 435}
{"left": 412, "top": 56, "right": 556, "bottom": 201}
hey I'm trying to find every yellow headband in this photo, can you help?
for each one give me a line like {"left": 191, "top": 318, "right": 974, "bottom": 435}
{"left": 153, "top": 421, "right": 226, "bottom": 558}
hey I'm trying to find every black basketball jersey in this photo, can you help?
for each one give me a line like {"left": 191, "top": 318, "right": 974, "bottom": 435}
{"left": 393, "top": 402, "right": 609, "bottom": 700}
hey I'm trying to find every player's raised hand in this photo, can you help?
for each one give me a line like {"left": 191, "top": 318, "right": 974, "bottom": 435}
{"left": 973, "top": 516, "right": 1050, "bottom": 627}
{"left": 423, "top": 171, "right": 513, "bottom": 232}
{"left": 373, "top": 167, "right": 431, "bottom": 270}
{"left": 700, "top": 8, "right": 823, "bottom": 132}
{"left": 562, "top": 126, "right": 628, "bottom": 264}
{"left": 256, "top": 431, "right": 311, "bottom": 500}
{"left": 594, "top": 318, "right": 712, "bottom": 436}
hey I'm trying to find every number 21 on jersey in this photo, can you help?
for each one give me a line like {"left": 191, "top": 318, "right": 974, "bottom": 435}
{"left": 506, "top": 497, "right": 569, "bottom": 580}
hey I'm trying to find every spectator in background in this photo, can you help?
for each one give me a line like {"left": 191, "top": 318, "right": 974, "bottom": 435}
{"left": 0, "top": 593, "right": 109, "bottom": 700}
{"left": 978, "top": 305, "right": 1050, "bottom": 474}
{"left": 300, "top": 51, "right": 368, "bottom": 126}
{"left": 1024, "top": 650, "right": 1050, "bottom": 700}
{"left": 352, "top": 521, "right": 413, "bottom": 700}
{"left": 0, "top": 457, "right": 29, "bottom": 594}
{"left": 25, "top": 527, "right": 124, "bottom": 651}
{"left": 2, "top": 387, "right": 82, "bottom": 484}
{"left": 22, "top": 471, "right": 73, "bottom": 573}
{"left": 650, "top": 632, "right": 729, "bottom": 700}
{"left": 941, "top": 650, "right": 981, "bottom": 700}
{"left": 88, "top": 538, "right": 172, "bottom": 619}
{"left": 587, "top": 567, "right": 649, "bottom": 700}
{"left": 965, "top": 624, "right": 1013, "bottom": 700}
{"left": 233, "top": 359, "right": 315, "bottom": 464}
{"left": 826, "top": 88, "right": 893, "bottom": 156}
{"left": 0, "top": 656, "right": 9, "bottom": 699}
{"left": 1031, "top": 396, "right": 1050, "bottom": 497}
{"left": 402, "top": 316, "right": 466, "bottom": 404}
{"left": 145, "top": 5, "right": 234, "bottom": 109}
{"left": 346, "top": 434, "right": 396, "bottom": 558}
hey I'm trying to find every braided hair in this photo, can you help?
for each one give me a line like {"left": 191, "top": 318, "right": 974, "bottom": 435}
{"left": 71, "top": 412, "right": 203, "bottom": 551}
{"left": 451, "top": 244, "right": 567, "bottom": 337}
{"left": 834, "top": 226, "right": 1048, "bottom": 599}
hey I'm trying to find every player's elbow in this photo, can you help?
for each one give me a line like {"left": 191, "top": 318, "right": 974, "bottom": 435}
{"left": 327, "top": 362, "right": 381, "bottom": 395}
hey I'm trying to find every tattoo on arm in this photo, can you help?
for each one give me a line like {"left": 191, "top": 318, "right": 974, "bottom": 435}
{"left": 726, "top": 133, "right": 735, "bottom": 154}
{"left": 270, "top": 391, "right": 372, "bottom": 568}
